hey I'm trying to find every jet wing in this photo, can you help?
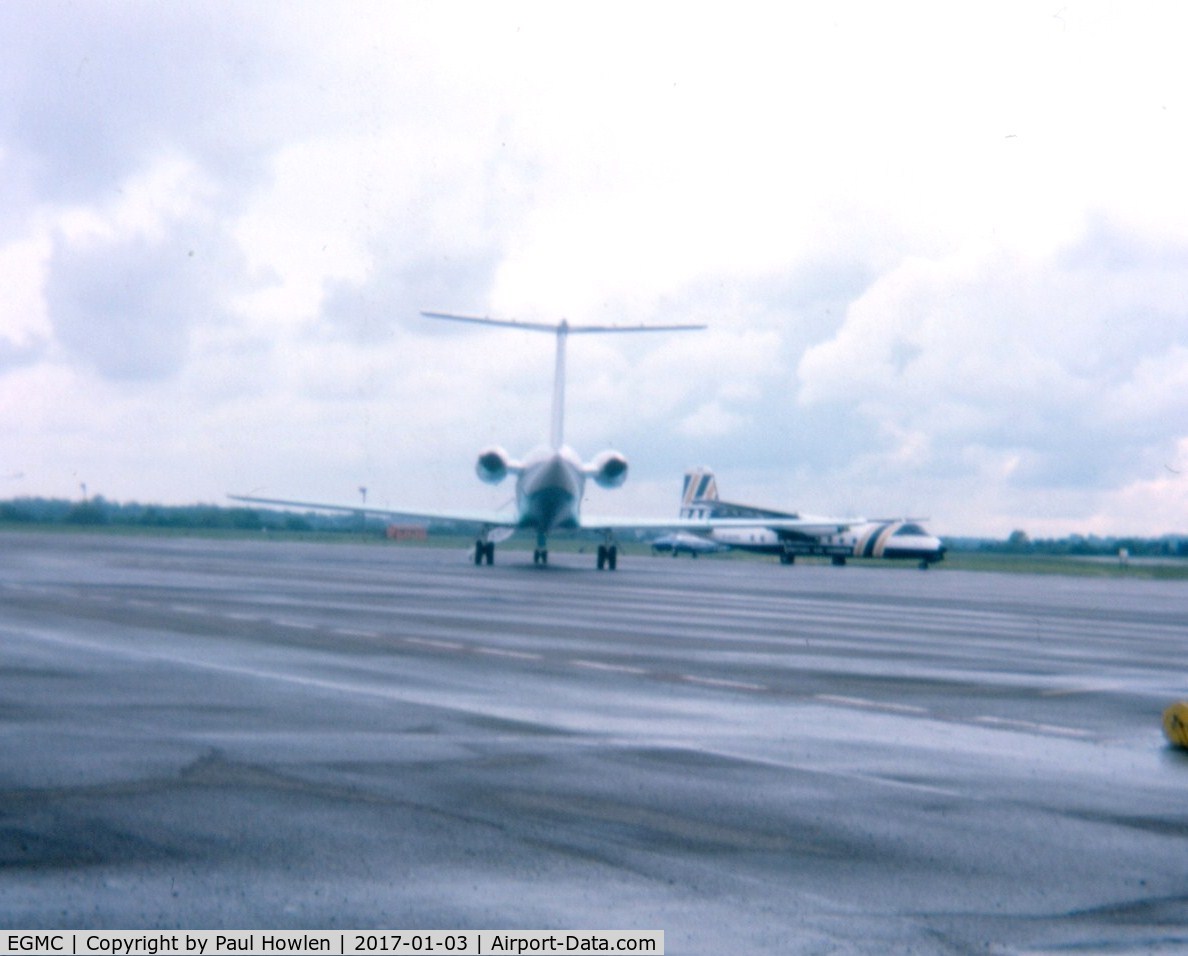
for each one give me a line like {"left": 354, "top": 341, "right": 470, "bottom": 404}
{"left": 227, "top": 494, "right": 518, "bottom": 530}
{"left": 580, "top": 514, "right": 856, "bottom": 537}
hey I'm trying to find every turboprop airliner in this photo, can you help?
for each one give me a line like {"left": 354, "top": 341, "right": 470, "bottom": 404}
{"left": 231, "top": 312, "right": 857, "bottom": 570}
{"left": 678, "top": 467, "right": 946, "bottom": 568}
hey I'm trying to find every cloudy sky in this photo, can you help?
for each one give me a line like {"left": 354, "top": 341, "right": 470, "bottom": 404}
{"left": 2, "top": 1, "right": 1187, "bottom": 538}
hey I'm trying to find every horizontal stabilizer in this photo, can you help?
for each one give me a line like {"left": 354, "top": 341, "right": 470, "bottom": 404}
{"left": 422, "top": 311, "right": 706, "bottom": 334}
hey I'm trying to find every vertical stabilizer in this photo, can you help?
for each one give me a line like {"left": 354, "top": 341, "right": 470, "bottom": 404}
{"left": 423, "top": 311, "right": 706, "bottom": 452}
{"left": 681, "top": 467, "right": 719, "bottom": 518}
{"left": 551, "top": 321, "right": 568, "bottom": 449}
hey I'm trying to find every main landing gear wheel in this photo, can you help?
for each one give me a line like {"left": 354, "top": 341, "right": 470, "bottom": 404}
{"left": 596, "top": 544, "right": 618, "bottom": 571}
{"left": 474, "top": 541, "right": 495, "bottom": 565}
{"left": 533, "top": 549, "right": 549, "bottom": 565}
{"left": 779, "top": 552, "right": 795, "bottom": 565}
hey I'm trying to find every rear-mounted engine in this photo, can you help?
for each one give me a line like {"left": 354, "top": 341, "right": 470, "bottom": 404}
{"left": 476, "top": 446, "right": 514, "bottom": 484}
{"left": 588, "top": 450, "right": 628, "bottom": 489}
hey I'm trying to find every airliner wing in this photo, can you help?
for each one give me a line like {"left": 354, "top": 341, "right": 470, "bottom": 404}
{"left": 227, "top": 494, "right": 517, "bottom": 530}
{"left": 580, "top": 514, "right": 855, "bottom": 537}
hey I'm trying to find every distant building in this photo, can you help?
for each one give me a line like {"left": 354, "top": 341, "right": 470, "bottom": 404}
{"left": 386, "top": 524, "right": 428, "bottom": 542}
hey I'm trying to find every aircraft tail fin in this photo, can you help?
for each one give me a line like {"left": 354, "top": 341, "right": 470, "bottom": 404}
{"left": 680, "top": 469, "right": 803, "bottom": 521}
{"left": 680, "top": 467, "right": 719, "bottom": 518}
{"left": 423, "top": 311, "right": 705, "bottom": 451}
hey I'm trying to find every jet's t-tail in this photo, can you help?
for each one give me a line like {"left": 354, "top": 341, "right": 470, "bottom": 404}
{"left": 423, "top": 311, "right": 704, "bottom": 451}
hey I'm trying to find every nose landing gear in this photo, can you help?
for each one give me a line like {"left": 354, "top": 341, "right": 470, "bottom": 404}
{"left": 532, "top": 531, "right": 549, "bottom": 566}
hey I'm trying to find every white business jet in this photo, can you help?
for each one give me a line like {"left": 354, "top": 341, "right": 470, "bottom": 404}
{"left": 231, "top": 312, "right": 856, "bottom": 570}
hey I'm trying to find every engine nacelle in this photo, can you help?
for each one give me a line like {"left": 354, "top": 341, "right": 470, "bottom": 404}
{"left": 475, "top": 446, "right": 516, "bottom": 484}
{"left": 587, "top": 449, "right": 628, "bottom": 489}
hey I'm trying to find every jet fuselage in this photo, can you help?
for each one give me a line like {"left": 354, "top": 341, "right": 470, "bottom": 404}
{"left": 514, "top": 445, "right": 585, "bottom": 532}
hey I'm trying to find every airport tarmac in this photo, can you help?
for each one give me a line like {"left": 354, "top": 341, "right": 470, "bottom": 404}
{"left": 0, "top": 531, "right": 1185, "bottom": 953}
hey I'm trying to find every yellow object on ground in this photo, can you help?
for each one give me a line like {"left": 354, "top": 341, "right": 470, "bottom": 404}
{"left": 1162, "top": 702, "right": 1188, "bottom": 748}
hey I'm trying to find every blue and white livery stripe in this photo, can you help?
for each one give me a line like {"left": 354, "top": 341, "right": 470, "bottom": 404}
{"left": 682, "top": 468, "right": 718, "bottom": 506}
{"left": 856, "top": 522, "right": 899, "bottom": 558}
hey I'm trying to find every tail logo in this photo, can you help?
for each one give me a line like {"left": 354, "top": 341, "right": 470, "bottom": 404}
{"left": 681, "top": 468, "right": 719, "bottom": 517}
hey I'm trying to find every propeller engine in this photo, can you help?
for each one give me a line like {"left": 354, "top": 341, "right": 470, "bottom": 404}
{"left": 586, "top": 450, "right": 629, "bottom": 489}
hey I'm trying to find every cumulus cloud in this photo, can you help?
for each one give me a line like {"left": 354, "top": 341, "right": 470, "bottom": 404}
{"left": 794, "top": 218, "right": 1188, "bottom": 529}
{"left": 2, "top": 1, "right": 1187, "bottom": 536}
{"left": 0, "top": 3, "right": 283, "bottom": 201}
{"left": 0, "top": 232, "right": 52, "bottom": 370}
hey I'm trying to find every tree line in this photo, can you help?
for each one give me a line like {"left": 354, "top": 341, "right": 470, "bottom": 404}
{"left": 947, "top": 529, "right": 1188, "bottom": 558}
{"left": 1, "top": 496, "right": 1184, "bottom": 556}
{"left": 0, "top": 496, "right": 371, "bottom": 534}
